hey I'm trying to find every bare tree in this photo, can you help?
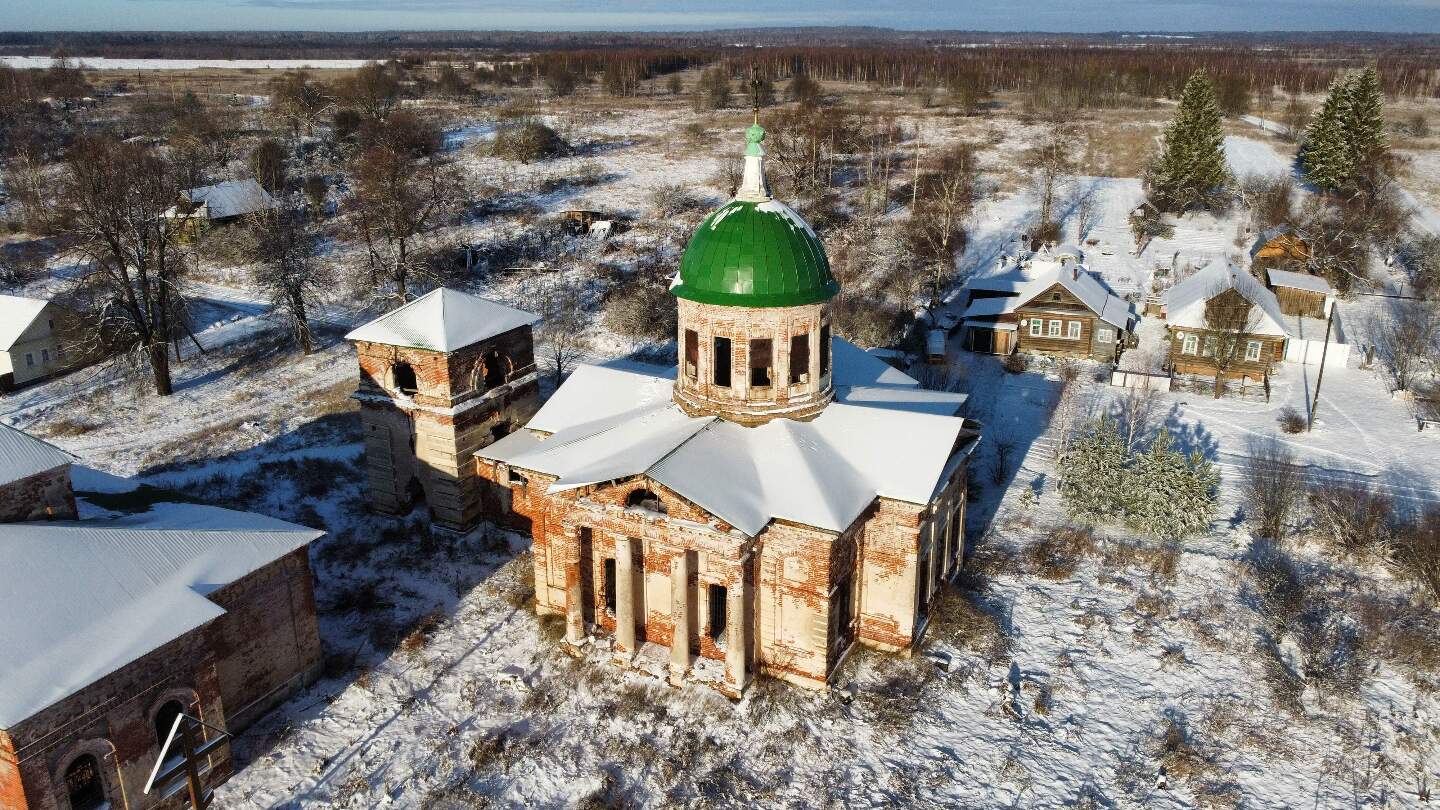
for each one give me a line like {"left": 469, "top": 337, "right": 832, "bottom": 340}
{"left": 348, "top": 145, "right": 457, "bottom": 305}
{"left": 63, "top": 137, "right": 193, "bottom": 396}
{"left": 1394, "top": 505, "right": 1440, "bottom": 604}
{"left": 1280, "top": 95, "right": 1310, "bottom": 142}
{"left": 1242, "top": 435, "right": 1305, "bottom": 540}
{"left": 522, "top": 276, "right": 593, "bottom": 386}
{"left": 1023, "top": 121, "right": 1078, "bottom": 243}
{"left": 268, "top": 71, "right": 330, "bottom": 137}
{"left": 907, "top": 142, "right": 980, "bottom": 309}
{"left": 1200, "top": 282, "right": 1266, "bottom": 398}
{"left": 250, "top": 138, "right": 287, "bottom": 193}
{"left": 334, "top": 62, "right": 401, "bottom": 122}
{"left": 250, "top": 206, "right": 329, "bottom": 354}
{"left": 1072, "top": 184, "right": 1100, "bottom": 242}
{"left": 1373, "top": 299, "right": 1440, "bottom": 392}
{"left": 1110, "top": 386, "right": 1162, "bottom": 452}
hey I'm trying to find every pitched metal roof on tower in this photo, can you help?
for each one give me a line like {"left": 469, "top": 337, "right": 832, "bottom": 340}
{"left": 345, "top": 288, "right": 540, "bottom": 352}
{"left": 0, "top": 422, "right": 77, "bottom": 487}
{"left": 672, "top": 123, "right": 838, "bottom": 308}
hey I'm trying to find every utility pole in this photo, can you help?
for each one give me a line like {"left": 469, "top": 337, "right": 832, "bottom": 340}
{"left": 1307, "top": 304, "right": 1336, "bottom": 431}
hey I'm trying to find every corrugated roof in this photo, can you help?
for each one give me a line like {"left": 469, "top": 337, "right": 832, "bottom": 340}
{"left": 0, "top": 295, "right": 49, "bottom": 350}
{"left": 0, "top": 423, "right": 76, "bottom": 487}
{"left": 1165, "top": 263, "right": 1289, "bottom": 337}
{"left": 1266, "top": 268, "right": 1332, "bottom": 294}
{"left": 0, "top": 506, "right": 321, "bottom": 727}
{"left": 974, "top": 263, "right": 1137, "bottom": 330}
{"left": 185, "top": 179, "right": 277, "bottom": 220}
{"left": 481, "top": 338, "right": 971, "bottom": 537}
{"left": 345, "top": 288, "right": 540, "bottom": 352}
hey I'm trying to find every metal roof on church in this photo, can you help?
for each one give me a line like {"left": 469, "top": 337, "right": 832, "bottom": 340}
{"left": 479, "top": 338, "right": 974, "bottom": 537}
{"left": 345, "top": 288, "right": 540, "bottom": 352}
{"left": 0, "top": 504, "right": 321, "bottom": 728}
{"left": 0, "top": 422, "right": 76, "bottom": 487}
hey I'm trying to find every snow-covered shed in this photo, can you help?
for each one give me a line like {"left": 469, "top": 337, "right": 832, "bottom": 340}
{"left": 170, "top": 178, "right": 278, "bottom": 224}
{"left": 1266, "top": 267, "right": 1334, "bottom": 320}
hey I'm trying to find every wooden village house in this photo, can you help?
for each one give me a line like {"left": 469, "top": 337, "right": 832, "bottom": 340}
{"left": 0, "top": 424, "right": 323, "bottom": 810}
{"left": 428, "top": 123, "right": 983, "bottom": 697}
{"left": 1162, "top": 263, "right": 1289, "bottom": 383}
{"left": 959, "top": 247, "right": 1137, "bottom": 362}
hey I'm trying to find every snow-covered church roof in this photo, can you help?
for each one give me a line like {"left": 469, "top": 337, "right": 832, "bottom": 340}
{"left": 0, "top": 422, "right": 76, "bottom": 487}
{"left": 480, "top": 338, "right": 977, "bottom": 537}
{"left": 0, "top": 505, "right": 321, "bottom": 728}
{"left": 1164, "top": 263, "right": 1289, "bottom": 337}
{"left": 345, "top": 288, "right": 540, "bottom": 352}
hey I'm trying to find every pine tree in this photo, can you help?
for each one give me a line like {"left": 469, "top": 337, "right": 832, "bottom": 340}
{"left": 1300, "top": 75, "right": 1355, "bottom": 191}
{"left": 1147, "top": 70, "right": 1229, "bottom": 211}
{"left": 1343, "top": 66, "right": 1388, "bottom": 188}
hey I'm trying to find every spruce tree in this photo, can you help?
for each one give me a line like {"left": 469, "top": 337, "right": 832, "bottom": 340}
{"left": 1343, "top": 66, "right": 1388, "bottom": 187}
{"left": 1147, "top": 70, "right": 1229, "bottom": 211}
{"left": 1301, "top": 75, "right": 1355, "bottom": 191}
{"left": 1058, "top": 416, "right": 1129, "bottom": 523}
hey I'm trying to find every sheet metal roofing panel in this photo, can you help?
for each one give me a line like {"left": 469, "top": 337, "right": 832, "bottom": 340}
{"left": 0, "top": 516, "right": 320, "bottom": 727}
{"left": 0, "top": 294, "right": 48, "bottom": 350}
{"left": 345, "top": 288, "right": 540, "bottom": 352}
{"left": 0, "top": 423, "right": 76, "bottom": 487}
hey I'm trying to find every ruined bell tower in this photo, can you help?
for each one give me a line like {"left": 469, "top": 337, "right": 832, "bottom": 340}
{"left": 346, "top": 288, "right": 541, "bottom": 531}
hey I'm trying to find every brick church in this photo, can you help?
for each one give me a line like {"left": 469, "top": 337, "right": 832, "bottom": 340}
{"left": 472, "top": 122, "right": 979, "bottom": 694}
{"left": 0, "top": 424, "right": 323, "bottom": 810}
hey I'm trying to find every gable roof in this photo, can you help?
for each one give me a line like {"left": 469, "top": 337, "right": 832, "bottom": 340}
{"left": 1164, "top": 263, "right": 1289, "bottom": 337}
{"left": 0, "top": 423, "right": 76, "bottom": 487}
{"left": 1266, "top": 267, "right": 1332, "bottom": 295}
{"left": 184, "top": 179, "right": 278, "bottom": 220}
{"left": 1250, "top": 223, "right": 1309, "bottom": 258}
{"left": 481, "top": 339, "right": 973, "bottom": 537}
{"left": 976, "top": 262, "right": 1137, "bottom": 330}
{"left": 0, "top": 506, "right": 321, "bottom": 728}
{"left": 345, "top": 288, "right": 540, "bottom": 352}
{"left": 0, "top": 295, "right": 50, "bottom": 350}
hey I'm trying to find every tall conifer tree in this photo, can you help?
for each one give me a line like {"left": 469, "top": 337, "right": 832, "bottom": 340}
{"left": 1147, "top": 70, "right": 1229, "bottom": 210}
{"left": 1301, "top": 75, "right": 1355, "bottom": 191}
{"left": 1343, "top": 67, "right": 1388, "bottom": 187}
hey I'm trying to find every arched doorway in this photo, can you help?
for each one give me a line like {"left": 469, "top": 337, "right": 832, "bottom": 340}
{"left": 64, "top": 754, "right": 106, "bottom": 810}
{"left": 154, "top": 699, "right": 185, "bottom": 747}
{"left": 389, "top": 362, "right": 418, "bottom": 395}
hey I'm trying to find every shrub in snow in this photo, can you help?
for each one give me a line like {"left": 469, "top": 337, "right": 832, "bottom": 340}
{"left": 1026, "top": 526, "right": 1096, "bottom": 581}
{"left": 1002, "top": 352, "right": 1028, "bottom": 375}
{"left": 1308, "top": 482, "right": 1393, "bottom": 559}
{"left": 492, "top": 120, "right": 568, "bottom": 163}
{"left": 1241, "top": 435, "right": 1305, "bottom": 541}
{"left": 1276, "top": 406, "right": 1307, "bottom": 434}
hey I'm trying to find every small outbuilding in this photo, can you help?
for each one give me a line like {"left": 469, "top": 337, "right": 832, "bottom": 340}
{"left": 1266, "top": 267, "right": 1333, "bottom": 320}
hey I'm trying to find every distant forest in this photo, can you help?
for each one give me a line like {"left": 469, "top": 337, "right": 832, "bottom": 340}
{"left": 5, "top": 28, "right": 1440, "bottom": 98}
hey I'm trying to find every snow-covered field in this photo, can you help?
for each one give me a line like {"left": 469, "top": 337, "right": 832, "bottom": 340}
{"left": 5, "top": 98, "right": 1440, "bottom": 808}
{"left": 0, "top": 56, "right": 371, "bottom": 70}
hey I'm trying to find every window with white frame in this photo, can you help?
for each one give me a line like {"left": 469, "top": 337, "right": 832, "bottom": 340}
{"left": 1067, "top": 321, "right": 1081, "bottom": 339}
{"left": 1245, "top": 340, "right": 1262, "bottom": 362}
{"left": 1029, "top": 319, "right": 1042, "bottom": 336}
{"left": 1202, "top": 336, "right": 1217, "bottom": 357}
{"left": 1182, "top": 334, "right": 1198, "bottom": 355}
{"left": 1097, "top": 327, "right": 1114, "bottom": 343}
{"left": 1048, "top": 319, "right": 1061, "bottom": 337}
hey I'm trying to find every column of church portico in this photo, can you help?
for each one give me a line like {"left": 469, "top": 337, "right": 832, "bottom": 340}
{"left": 724, "top": 569, "right": 749, "bottom": 693}
{"left": 670, "top": 552, "right": 693, "bottom": 680}
{"left": 615, "top": 538, "right": 637, "bottom": 656}
{"left": 563, "top": 526, "right": 585, "bottom": 645}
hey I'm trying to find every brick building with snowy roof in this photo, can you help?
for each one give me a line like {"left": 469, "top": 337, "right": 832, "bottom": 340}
{"left": 473, "top": 122, "right": 981, "bottom": 695}
{"left": 0, "top": 425, "right": 323, "bottom": 810}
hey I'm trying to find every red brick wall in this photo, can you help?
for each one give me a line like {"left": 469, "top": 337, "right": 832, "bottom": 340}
{"left": 0, "top": 466, "right": 77, "bottom": 524}
{"left": 0, "top": 731, "right": 28, "bottom": 810}
{"left": 206, "top": 548, "right": 322, "bottom": 733}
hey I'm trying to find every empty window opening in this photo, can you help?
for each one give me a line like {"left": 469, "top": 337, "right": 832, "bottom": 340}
{"left": 603, "top": 558, "right": 617, "bottom": 614}
{"left": 154, "top": 699, "right": 185, "bottom": 747}
{"left": 25, "top": 353, "right": 34, "bottom": 367}
{"left": 481, "top": 351, "right": 512, "bottom": 389}
{"left": 65, "top": 755, "right": 106, "bottom": 810}
{"left": 834, "top": 574, "right": 854, "bottom": 649}
{"left": 626, "top": 488, "right": 667, "bottom": 515}
{"left": 708, "top": 584, "right": 728, "bottom": 640}
{"left": 684, "top": 330, "right": 699, "bottom": 380}
{"left": 390, "top": 362, "right": 418, "bottom": 395}
{"left": 819, "top": 324, "right": 831, "bottom": 376}
{"left": 749, "top": 338, "right": 773, "bottom": 388}
{"left": 713, "top": 337, "right": 732, "bottom": 387}
{"left": 789, "top": 333, "right": 810, "bottom": 385}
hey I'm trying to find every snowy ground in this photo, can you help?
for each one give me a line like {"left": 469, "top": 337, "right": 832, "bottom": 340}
{"left": 0, "top": 56, "right": 372, "bottom": 70}
{"left": 5, "top": 99, "right": 1440, "bottom": 808}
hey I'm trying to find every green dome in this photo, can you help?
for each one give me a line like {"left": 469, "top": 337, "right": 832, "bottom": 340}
{"left": 673, "top": 199, "right": 839, "bottom": 308}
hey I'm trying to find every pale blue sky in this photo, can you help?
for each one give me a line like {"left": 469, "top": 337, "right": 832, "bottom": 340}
{"left": 5, "top": 0, "right": 1440, "bottom": 32}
